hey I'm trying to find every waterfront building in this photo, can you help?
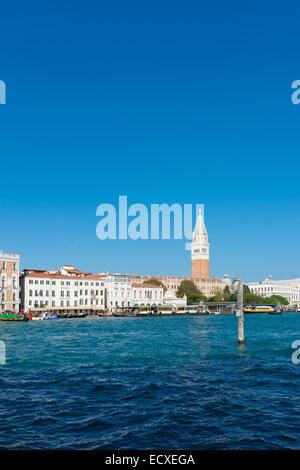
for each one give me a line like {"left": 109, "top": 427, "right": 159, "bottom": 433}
{"left": 131, "top": 283, "right": 164, "bottom": 307}
{"left": 138, "top": 273, "right": 231, "bottom": 298}
{"left": 104, "top": 273, "right": 132, "bottom": 311}
{"left": 19, "top": 265, "right": 106, "bottom": 314}
{"left": 97, "top": 274, "right": 164, "bottom": 311}
{"left": 247, "top": 275, "right": 300, "bottom": 308}
{"left": 0, "top": 251, "right": 20, "bottom": 313}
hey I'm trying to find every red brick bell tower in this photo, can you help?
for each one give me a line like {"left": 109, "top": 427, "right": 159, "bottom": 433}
{"left": 191, "top": 208, "right": 209, "bottom": 280}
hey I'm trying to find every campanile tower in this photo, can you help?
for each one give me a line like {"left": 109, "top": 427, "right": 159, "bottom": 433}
{"left": 191, "top": 208, "right": 209, "bottom": 280}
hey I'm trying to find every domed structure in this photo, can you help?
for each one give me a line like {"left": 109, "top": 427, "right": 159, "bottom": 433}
{"left": 163, "top": 289, "right": 187, "bottom": 307}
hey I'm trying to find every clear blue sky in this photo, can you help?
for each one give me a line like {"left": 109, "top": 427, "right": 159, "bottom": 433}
{"left": 1, "top": 0, "right": 299, "bottom": 282}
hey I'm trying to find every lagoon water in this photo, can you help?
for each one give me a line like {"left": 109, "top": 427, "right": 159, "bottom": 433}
{"left": 0, "top": 314, "right": 300, "bottom": 449}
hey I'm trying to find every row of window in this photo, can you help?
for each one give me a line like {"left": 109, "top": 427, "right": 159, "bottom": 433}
{"left": 28, "top": 289, "right": 104, "bottom": 297}
{"left": 133, "top": 290, "right": 163, "bottom": 299}
{"left": 1, "top": 293, "right": 17, "bottom": 301}
{"left": 28, "top": 298, "right": 104, "bottom": 307}
{"left": 28, "top": 279, "right": 104, "bottom": 287}
{"left": 1, "top": 276, "right": 17, "bottom": 288}
{"left": 1, "top": 261, "right": 18, "bottom": 271}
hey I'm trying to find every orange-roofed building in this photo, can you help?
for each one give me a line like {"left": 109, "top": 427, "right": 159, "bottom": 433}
{"left": 19, "top": 265, "right": 106, "bottom": 313}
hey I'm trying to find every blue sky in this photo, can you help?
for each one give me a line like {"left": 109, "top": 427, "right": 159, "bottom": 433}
{"left": 0, "top": 0, "right": 300, "bottom": 282}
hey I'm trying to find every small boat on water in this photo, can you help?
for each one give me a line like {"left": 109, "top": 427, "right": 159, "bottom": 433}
{"left": 31, "top": 312, "right": 58, "bottom": 321}
{"left": 186, "top": 305, "right": 198, "bottom": 314}
{"left": 185, "top": 305, "right": 210, "bottom": 315}
{"left": 157, "top": 305, "right": 173, "bottom": 315}
{"left": 0, "top": 313, "right": 28, "bottom": 321}
{"left": 244, "top": 305, "right": 275, "bottom": 314}
{"left": 137, "top": 306, "right": 152, "bottom": 316}
{"left": 176, "top": 306, "right": 188, "bottom": 315}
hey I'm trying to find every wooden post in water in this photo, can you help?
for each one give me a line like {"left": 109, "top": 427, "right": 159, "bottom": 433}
{"left": 237, "top": 278, "right": 244, "bottom": 345}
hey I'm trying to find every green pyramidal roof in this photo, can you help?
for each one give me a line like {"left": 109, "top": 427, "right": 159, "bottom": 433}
{"left": 193, "top": 209, "right": 208, "bottom": 240}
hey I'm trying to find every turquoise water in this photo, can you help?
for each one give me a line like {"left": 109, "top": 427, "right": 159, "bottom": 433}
{"left": 0, "top": 314, "right": 300, "bottom": 449}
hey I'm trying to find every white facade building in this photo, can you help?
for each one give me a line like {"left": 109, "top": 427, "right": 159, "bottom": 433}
{"left": 247, "top": 275, "right": 300, "bottom": 307}
{"left": 20, "top": 265, "right": 106, "bottom": 313}
{"left": 104, "top": 273, "right": 132, "bottom": 310}
{"left": 131, "top": 283, "right": 164, "bottom": 306}
{"left": 99, "top": 274, "right": 165, "bottom": 311}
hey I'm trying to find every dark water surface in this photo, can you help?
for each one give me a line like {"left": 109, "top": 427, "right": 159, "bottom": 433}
{"left": 0, "top": 314, "right": 300, "bottom": 449}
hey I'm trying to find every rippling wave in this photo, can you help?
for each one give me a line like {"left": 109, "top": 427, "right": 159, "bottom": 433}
{"left": 0, "top": 314, "right": 300, "bottom": 449}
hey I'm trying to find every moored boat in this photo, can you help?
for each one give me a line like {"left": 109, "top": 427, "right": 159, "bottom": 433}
{"left": 157, "top": 305, "right": 173, "bottom": 315}
{"left": 244, "top": 305, "right": 275, "bottom": 314}
{"left": 31, "top": 312, "right": 58, "bottom": 320}
{"left": 0, "top": 313, "right": 28, "bottom": 321}
{"left": 137, "top": 306, "right": 152, "bottom": 316}
{"left": 186, "top": 305, "right": 198, "bottom": 314}
{"left": 176, "top": 306, "right": 188, "bottom": 315}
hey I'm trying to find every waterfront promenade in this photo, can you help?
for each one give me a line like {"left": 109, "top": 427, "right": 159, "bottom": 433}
{"left": 0, "top": 314, "right": 300, "bottom": 449}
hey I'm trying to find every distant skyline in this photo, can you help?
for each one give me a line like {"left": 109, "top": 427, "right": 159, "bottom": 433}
{"left": 1, "top": 1, "right": 300, "bottom": 282}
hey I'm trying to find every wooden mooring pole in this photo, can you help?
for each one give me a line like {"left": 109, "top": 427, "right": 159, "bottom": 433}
{"left": 237, "top": 278, "right": 245, "bottom": 345}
